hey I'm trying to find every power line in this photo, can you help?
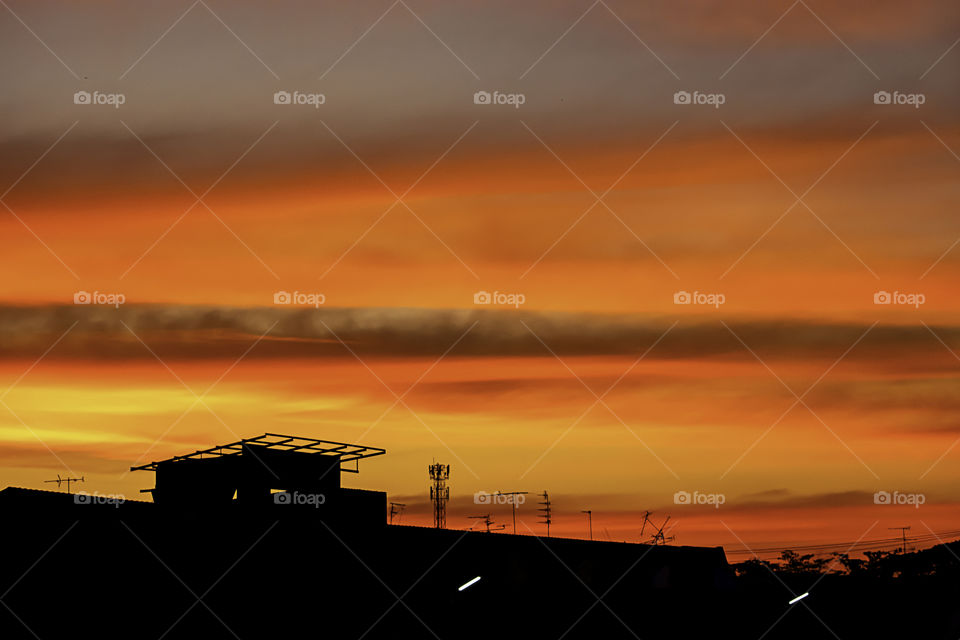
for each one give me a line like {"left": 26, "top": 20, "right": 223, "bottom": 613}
{"left": 725, "top": 528, "right": 960, "bottom": 557}
{"left": 888, "top": 526, "right": 911, "bottom": 554}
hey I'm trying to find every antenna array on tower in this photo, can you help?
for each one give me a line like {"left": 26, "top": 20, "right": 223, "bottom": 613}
{"left": 428, "top": 463, "right": 450, "bottom": 529}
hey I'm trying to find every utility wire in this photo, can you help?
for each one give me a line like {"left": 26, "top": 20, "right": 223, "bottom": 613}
{"left": 725, "top": 529, "right": 960, "bottom": 557}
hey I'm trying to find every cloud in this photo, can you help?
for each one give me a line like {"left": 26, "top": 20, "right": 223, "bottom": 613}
{"left": 3, "top": 0, "right": 957, "bottom": 209}
{"left": 730, "top": 489, "right": 874, "bottom": 511}
{"left": 2, "top": 304, "right": 959, "bottom": 362}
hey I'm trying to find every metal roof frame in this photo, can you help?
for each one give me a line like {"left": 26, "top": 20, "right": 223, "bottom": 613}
{"left": 130, "top": 433, "right": 386, "bottom": 472}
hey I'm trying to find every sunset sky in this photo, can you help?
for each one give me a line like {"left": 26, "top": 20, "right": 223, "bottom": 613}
{"left": 1, "top": 0, "right": 959, "bottom": 555}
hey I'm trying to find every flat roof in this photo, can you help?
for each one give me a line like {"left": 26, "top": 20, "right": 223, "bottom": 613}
{"left": 130, "top": 433, "right": 386, "bottom": 472}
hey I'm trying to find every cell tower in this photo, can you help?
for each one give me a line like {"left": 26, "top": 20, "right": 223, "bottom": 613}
{"left": 428, "top": 462, "right": 450, "bottom": 529}
{"left": 537, "top": 490, "right": 552, "bottom": 537}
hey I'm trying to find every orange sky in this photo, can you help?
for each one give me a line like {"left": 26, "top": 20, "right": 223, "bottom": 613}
{"left": 1, "top": 0, "right": 959, "bottom": 556}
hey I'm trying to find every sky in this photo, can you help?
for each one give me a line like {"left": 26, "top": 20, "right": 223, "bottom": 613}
{"left": 1, "top": 0, "right": 959, "bottom": 555}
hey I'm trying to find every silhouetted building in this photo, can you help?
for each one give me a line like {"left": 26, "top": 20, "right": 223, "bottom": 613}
{"left": 0, "top": 434, "right": 764, "bottom": 639}
{"left": 130, "top": 433, "right": 386, "bottom": 525}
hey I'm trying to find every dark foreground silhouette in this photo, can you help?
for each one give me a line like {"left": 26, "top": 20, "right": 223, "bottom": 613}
{"left": 1, "top": 487, "right": 959, "bottom": 639}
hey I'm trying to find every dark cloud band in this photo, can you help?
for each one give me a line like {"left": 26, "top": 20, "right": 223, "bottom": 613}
{"left": 1, "top": 304, "right": 955, "bottom": 361}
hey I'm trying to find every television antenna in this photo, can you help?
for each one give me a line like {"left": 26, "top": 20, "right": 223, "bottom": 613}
{"left": 640, "top": 511, "right": 677, "bottom": 545}
{"left": 44, "top": 474, "right": 84, "bottom": 494}
{"left": 537, "top": 490, "right": 552, "bottom": 537}
{"left": 389, "top": 502, "right": 406, "bottom": 525}
{"left": 469, "top": 514, "right": 505, "bottom": 533}
{"left": 582, "top": 510, "right": 593, "bottom": 541}
{"left": 497, "top": 491, "right": 528, "bottom": 534}
{"left": 428, "top": 463, "right": 450, "bottom": 529}
{"left": 639, "top": 510, "right": 653, "bottom": 539}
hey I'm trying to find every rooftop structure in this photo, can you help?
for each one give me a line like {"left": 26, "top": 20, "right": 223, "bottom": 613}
{"left": 130, "top": 433, "right": 386, "bottom": 472}
{"left": 131, "top": 433, "right": 386, "bottom": 513}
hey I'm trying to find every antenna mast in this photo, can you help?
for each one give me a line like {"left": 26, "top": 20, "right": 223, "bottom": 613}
{"left": 389, "top": 502, "right": 406, "bottom": 525}
{"left": 639, "top": 510, "right": 652, "bottom": 539}
{"left": 497, "top": 491, "right": 528, "bottom": 534}
{"left": 648, "top": 515, "right": 675, "bottom": 545}
{"left": 537, "top": 490, "right": 552, "bottom": 537}
{"left": 428, "top": 463, "right": 450, "bottom": 529}
{"left": 888, "top": 526, "right": 911, "bottom": 553}
{"left": 44, "top": 474, "right": 84, "bottom": 495}
{"left": 581, "top": 510, "right": 593, "bottom": 541}
{"left": 469, "top": 514, "right": 504, "bottom": 533}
